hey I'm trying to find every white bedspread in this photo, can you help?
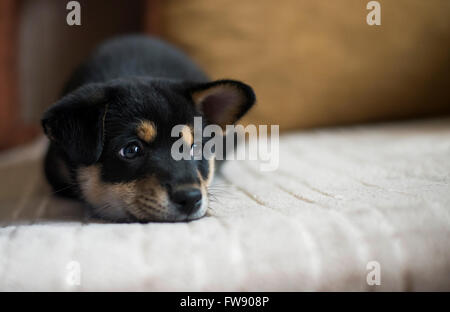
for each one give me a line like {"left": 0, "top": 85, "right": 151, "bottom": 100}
{"left": 0, "top": 118, "right": 449, "bottom": 291}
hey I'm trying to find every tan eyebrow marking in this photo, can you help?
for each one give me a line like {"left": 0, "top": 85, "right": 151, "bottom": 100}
{"left": 137, "top": 120, "right": 157, "bottom": 143}
{"left": 181, "top": 125, "right": 193, "bottom": 146}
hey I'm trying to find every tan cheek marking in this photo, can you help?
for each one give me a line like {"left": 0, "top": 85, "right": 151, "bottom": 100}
{"left": 112, "top": 182, "right": 137, "bottom": 206}
{"left": 132, "top": 177, "right": 174, "bottom": 220}
{"left": 77, "top": 166, "right": 104, "bottom": 206}
{"left": 135, "top": 176, "right": 168, "bottom": 203}
{"left": 78, "top": 166, "right": 171, "bottom": 221}
{"left": 181, "top": 125, "right": 193, "bottom": 146}
{"left": 137, "top": 120, "right": 157, "bottom": 143}
{"left": 77, "top": 165, "right": 137, "bottom": 207}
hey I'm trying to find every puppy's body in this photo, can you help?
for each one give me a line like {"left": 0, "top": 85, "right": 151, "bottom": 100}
{"left": 63, "top": 36, "right": 209, "bottom": 94}
{"left": 43, "top": 36, "right": 255, "bottom": 222}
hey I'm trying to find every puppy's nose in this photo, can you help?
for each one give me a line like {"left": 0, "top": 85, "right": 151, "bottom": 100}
{"left": 171, "top": 188, "right": 202, "bottom": 213}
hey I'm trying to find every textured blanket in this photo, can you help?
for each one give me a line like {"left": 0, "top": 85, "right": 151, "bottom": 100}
{"left": 0, "top": 118, "right": 449, "bottom": 291}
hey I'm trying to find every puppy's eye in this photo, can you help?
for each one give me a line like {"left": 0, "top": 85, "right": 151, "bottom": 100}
{"left": 119, "top": 142, "right": 142, "bottom": 159}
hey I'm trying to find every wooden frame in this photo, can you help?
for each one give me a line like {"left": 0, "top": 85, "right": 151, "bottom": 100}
{"left": 0, "top": 0, "right": 163, "bottom": 151}
{"left": 0, "top": 0, "right": 37, "bottom": 150}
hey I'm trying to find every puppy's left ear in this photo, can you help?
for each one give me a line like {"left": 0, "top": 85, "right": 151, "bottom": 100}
{"left": 41, "top": 84, "right": 108, "bottom": 165}
{"left": 190, "top": 79, "right": 256, "bottom": 129}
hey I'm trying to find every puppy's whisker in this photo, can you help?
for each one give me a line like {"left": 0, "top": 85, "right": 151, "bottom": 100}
{"left": 50, "top": 183, "right": 77, "bottom": 196}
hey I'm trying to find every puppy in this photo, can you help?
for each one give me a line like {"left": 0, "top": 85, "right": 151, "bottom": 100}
{"left": 42, "top": 35, "right": 255, "bottom": 222}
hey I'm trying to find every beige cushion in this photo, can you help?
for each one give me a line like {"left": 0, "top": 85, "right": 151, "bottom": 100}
{"left": 162, "top": 0, "right": 450, "bottom": 130}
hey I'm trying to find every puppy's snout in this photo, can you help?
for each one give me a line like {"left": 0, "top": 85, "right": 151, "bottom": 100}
{"left": 171, "top": 187, "right": 202, "bottom": 214}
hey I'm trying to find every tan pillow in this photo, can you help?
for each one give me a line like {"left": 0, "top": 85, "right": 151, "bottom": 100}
{"left": 161, "top": 0, "right": 450, "bottom": 130}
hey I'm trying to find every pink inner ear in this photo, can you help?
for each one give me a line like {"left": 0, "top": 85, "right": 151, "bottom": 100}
{"left": 201, "top": 90, "right": 241, "bottom": 125}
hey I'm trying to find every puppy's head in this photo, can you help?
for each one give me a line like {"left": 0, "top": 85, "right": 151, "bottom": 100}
{"left": 42, "top": 78, "right": 255, "bottom": 222}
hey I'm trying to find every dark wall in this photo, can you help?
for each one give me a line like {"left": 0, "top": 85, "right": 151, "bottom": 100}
{"left": 18, "top": 0, "right": 145, "bottom": 123}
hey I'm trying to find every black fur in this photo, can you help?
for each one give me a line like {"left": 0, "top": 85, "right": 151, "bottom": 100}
{"left": 42, "top": 35, "right": 255, "bottom": 222}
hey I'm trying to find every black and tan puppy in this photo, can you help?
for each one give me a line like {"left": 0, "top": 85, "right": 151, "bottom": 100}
{"left": 42, "top": 36, "right": 255, "bottom": 222}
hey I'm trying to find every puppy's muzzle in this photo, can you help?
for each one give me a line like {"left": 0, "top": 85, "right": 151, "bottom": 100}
{"left": 171, "top": 187, "right": 203, "bottom": 215}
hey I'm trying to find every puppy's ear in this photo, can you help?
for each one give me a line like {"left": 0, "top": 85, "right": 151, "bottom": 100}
{"left": 42, "top": 84, "right": 108, "bottom": 165}
{"left": 190, "top": 80, "right": 256, "bottom": 129}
